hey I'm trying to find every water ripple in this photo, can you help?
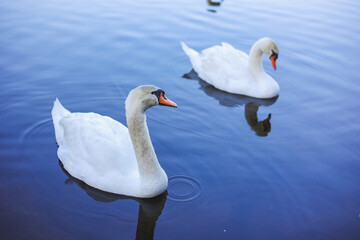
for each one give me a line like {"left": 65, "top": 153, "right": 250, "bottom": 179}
{"left": 167, "top": 175, "right": 202, "bottom": 202}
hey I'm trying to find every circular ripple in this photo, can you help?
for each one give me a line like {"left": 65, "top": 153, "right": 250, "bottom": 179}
{"left": 167, "top": 175, "right": 202, "bottom": 202}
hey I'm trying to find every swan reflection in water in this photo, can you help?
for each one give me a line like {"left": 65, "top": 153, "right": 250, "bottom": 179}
{"left": 59, "top": 161, "right": 167, "bottom": 240}
{"left": 183, "top": 70, "right": 278, "bottom": 136}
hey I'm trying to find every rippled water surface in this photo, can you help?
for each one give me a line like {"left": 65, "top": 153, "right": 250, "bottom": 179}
{"left": 1, "top": 0, "right": 360, "bottom": 239}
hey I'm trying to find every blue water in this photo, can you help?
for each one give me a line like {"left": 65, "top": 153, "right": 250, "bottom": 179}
{"left": 1, "top": 0, "right": 360, "bottom": 239}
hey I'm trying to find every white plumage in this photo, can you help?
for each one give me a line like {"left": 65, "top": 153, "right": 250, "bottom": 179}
{"left": 181, "top": 37, "right": 280, "bottom": 99}
{"left": 52, "top": 85, "right": 177, "bottom": 198}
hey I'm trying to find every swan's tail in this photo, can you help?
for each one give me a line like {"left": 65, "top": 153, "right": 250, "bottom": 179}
{"left": 181, "top": 42, "right": 201, "bottom": 71}
{"left": 51, "top": 98, "right": 71, "bottom": 144}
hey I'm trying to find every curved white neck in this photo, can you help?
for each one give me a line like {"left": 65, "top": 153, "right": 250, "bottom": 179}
{"left": 126, "top": 107, "right": 162, "bottom": 178}
{"left": 248, "top": 40, "right": 265, "bottom": 78}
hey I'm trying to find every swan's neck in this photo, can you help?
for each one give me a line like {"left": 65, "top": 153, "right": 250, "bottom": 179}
{"left": 127, "top": 108, "right": 163, "bottom": 178}
{"left": 248, "top": 41, "right": 265, "bottom": 78}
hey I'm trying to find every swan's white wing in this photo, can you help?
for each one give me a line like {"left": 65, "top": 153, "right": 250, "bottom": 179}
{"left": 195, "top": 43, "right": 255, "bottom": 94}
{"left": 57, "top": 112, "right": 139, "bottom": 191}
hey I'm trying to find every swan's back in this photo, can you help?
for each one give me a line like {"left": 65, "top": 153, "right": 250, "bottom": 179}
{"left": 52, "top": 99, "right": 139, "bottom": 195}
{"left": 182, "top": 42, "right": 255, "bottom": 94}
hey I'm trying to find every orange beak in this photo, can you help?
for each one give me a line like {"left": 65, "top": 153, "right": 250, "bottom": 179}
{"left": 159, "top": 92, "right": 177, "bottom": 108}
{"left": 270, "top": 56, "right": 277, "bottom": 70}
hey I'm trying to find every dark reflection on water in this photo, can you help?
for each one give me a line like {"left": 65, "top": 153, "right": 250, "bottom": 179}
{"left": 245, "top": 105, "right": 271, "bottom": 137}
{"left": 59, "top": 161, "right": 166, "bottom": 240}
{"left": 183, "top": 69, "right": 277, "bottom": 136}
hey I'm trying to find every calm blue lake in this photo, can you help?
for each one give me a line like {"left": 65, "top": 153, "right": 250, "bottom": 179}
{"left": 1, "top": 0, "right": 360, "bottom": 239}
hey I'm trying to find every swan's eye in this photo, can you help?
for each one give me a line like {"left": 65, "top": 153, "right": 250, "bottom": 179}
{"left": 270, "top": 49, "right": 278, "bottom": 60}
{"left": 151, "top": 89, "right": 165, "bottom": 101}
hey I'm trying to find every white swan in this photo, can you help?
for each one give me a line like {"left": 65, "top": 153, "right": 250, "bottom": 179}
{"left": 181, "top": 37, "right": 280, "bottom": 99}
{"left": 52, "top": 85, "right": 177, "bottom": 198}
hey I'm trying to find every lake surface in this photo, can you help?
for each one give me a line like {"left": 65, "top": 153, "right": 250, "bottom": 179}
{"left": 1, "top": 0, "right": 360, "bottom": 239}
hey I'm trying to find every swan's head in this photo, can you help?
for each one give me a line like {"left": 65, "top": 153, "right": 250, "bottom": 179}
{"left": 260, "top": 38, "right": 279, "bottom": 70}
{"left": 126, "top": 85, "right": 177, "bottom": 115}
